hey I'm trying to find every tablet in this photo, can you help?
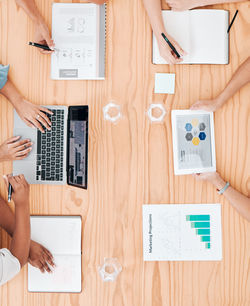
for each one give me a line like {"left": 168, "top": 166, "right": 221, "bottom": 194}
{"left": 171, "top": 110, "right": 216, "bottom": 175}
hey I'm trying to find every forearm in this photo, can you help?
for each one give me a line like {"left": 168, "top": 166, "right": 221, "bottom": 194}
{"left": 143, "top": 0, "right": 166, "bottom": 40}
{"left": 0, "top": 80, "right": 23, "bottom": 108}
{"left": 212, "top": 174, "right": 250, "bottom": 222}
{"left": 216, "top": 57, "right": 250, "bottom": 107}
{"left": 10, "top": 205, "right": 30, "bottom": 267}
{"left": 15, "top": 0, "right": 43, "bottom": 23}
{"left": 0, "top": 197, "right": 15, "bottom": 237}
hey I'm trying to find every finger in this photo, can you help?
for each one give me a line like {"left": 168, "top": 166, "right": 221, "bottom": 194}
{"left": 42, "top": 259, "right": 52, "bottom": 273}
{"left": 12, "top": 139, "right": 31, "bottom": 149}
{"left": 15, "top": 147, "right": 32, "bottom": 157}
{"left": 43, "top": 249, "right": 55, "bottom": 267}
{"left": 37, "top": 112, "right": 51, "bottom": 130}
{"left": 7, "top": 175, "right": 18, "bottom": 187}
{"left": 14, "top": 141, "right": 32, "bottom": 152}
{"left": 15, "top": 154, "right": 31, "bottom": 160}
{"left": 39, "top": 49, "right": 53, "bottom": 55}
{"left": 2, "top": 175, "right": 9, "bottom": 189}
{"left": 40, "top": 107, "right": 53, "bottom": 115}
{"left": 30, "top": 118, "right": 45, "bottom": 133}
{"left": 38, "top": 261, "right": 45, "bottom": 273}
{"left": 6, "top": 136, "right": 21, "bottom": 144}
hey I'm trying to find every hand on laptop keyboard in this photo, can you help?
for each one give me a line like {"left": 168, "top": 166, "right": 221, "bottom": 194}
{"left": 14, "top": 99, "right": 53, "bottom": 133}
{"left": 0, "top": 136, "right": 33, "bottom": 162}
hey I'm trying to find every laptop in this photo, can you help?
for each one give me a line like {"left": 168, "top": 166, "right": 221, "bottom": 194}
{"left": 13, "top": 105, "right": 88, "bottom": 189}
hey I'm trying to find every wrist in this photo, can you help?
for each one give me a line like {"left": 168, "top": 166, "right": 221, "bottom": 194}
{"left": 14, "top": 199, "right": 29, "bottom": 208}
{"left": 211, "top": 173, "right": 226, "bottom": 190}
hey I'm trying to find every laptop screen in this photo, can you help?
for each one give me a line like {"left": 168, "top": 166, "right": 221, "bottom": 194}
{"left": 67, "top": 106, "right": 88, "bottom": 189}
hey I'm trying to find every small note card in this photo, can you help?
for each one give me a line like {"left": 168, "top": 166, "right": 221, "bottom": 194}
{"left": 155, "top": 73, "right": 175, "bottom": 94}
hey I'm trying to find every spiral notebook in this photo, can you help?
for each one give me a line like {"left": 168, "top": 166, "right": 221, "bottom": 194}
{"left": 51, "top": 3, "right": 106, "bottom": 80}
{"left": 153, "top": 10, "right": 229, "bottom": 65}
{"left": 28, "top": 216, "right": 82, "bottom": 293}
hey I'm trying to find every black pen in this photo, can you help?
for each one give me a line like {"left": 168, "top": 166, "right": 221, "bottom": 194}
{"left": 8, "top": 183, "right": 12, "bottom": 203}
{"left": 227, "top": 10, "right": 239, "bottom": 33}
{"left": 161, "top": 33, "right": 180, "bottom": 58}
{"left": 28, "top": 42, "right": 53, "bottom": 51}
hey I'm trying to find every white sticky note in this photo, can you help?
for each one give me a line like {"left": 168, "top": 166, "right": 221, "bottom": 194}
{"left": 155, "top": 73, "right": 175, "bottom": 94}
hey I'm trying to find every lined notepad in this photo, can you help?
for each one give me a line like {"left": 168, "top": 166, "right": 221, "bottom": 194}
{"left": 51, "top": 3, "right": 106, "bottom": 79}
{"left": 28, "top": 216, "right": 82, "bottom": 293}
{"left": 153, "top": 10, "right": 229, "bottom": 64}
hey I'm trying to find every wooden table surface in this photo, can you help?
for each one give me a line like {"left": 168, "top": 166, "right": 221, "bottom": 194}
{"left": 0, "top": 0, "right": 249, "bottom": 305}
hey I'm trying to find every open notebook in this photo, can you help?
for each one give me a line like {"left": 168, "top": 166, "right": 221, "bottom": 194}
{"left": 51, "top": 3, "right": 106, "bottom": 80}
{"left": 153, "top": 10, "right": 229, "bottom": 64}
{"left": 28, "top": 216, "right": 82, "bottom": 293}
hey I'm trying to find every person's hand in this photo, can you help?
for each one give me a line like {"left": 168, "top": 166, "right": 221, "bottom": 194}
{"left": 166, "top": 0, "right": 201, "bottom": 11}
{"left": 193, "top": 172, "right": 226, "bottom": 191}
{"left": 0, "top": 136, "right": 32, "bottom": 162}
{"left": 91, "top": 0, "right": 107, "bottom": 4}
{"left": 29, "top": 241, "right": 55, "bottom": 273}
{"left": 14, "top": 98, "right": 53, "bottom": 133}
{"left": 34, "top": 20, "right": 55, "bottom": 54}
{"left": 190, "top": 98, "right": 220, "bottom": 112}
{"left": 193, "top": 172, "right": 219, "bottom": 183}
{"left": 157, "top": 33, "right": 186, "bottom": 65}
{"left": 3, "top": 174, "right": 30, "bottom": 206}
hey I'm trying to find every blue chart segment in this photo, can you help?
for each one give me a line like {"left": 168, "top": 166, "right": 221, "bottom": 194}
{"left": 186, "top": 215, "right": 211, "bottom": 249}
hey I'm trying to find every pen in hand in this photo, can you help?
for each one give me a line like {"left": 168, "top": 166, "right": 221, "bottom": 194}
{"left": 8, "top": 183, "right": 12, "bottom": 203}
{"left": 28, "top": 42, "right": 56, "bottom": 52}
{"left": 161, "top": 33, "right": 181, "bottom": 59}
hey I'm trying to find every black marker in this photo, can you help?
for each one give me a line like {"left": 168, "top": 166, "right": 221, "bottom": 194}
{"left": 29, "top": 42, "right": 53, "bottom": 51}
{"left": 161, "top": 33, "right": 180, "bottom": 58}
{"left": 8, "top": 183, "right": 12, "bottom": 203}
{"left": 227, "top": 10, "right": 239, "bottom": 33}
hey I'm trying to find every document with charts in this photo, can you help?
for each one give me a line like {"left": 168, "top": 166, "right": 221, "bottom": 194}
{"left": 51, "top": 3, "right": 106, "bottom": 80}
{"left": 28, "top": 216, "right": 82, "bottom": 292}
{"left": 143, "top": 204, "right": 222, "bottom": 261}
{"left": 171, "top": 110, "right": 216, "bottom": 175}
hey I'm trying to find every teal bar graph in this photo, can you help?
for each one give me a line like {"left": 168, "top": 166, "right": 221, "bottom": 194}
{"left": 186, "top": 215, "right": 210, "bottom": 221}
{"left": 196, "top": 229, "right": 210, "bottom": 235}
{"left": 191, "top": 222, "right": 210, "bottom": 228}
{"left": 201, "top": 236, "right": 210, "bottom": 242}
{"left": 186, "top": 214, "right": 212, "bottom": 249}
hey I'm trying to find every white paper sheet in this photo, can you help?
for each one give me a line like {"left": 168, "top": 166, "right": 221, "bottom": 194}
{"left": 143, "top": 204, "right": 222, "bottom": 261}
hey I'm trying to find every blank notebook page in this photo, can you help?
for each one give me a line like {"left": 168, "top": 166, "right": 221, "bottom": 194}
{"left": 153, "top": 10, "right": 229, "bottom": 64}
{"left": 28, "top": 216, "right": 82, "bottom": 293}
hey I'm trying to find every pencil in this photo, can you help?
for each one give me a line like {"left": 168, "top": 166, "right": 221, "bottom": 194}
{"left": 227, "top": 10, "right": 239, "bottom": 33}
{"left": 161, "top": 33, "right": 180, "bottom": 58}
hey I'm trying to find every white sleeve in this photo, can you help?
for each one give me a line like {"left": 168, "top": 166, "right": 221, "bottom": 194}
{"left": 0, "top": 248, "right": 21, "bottom": 286}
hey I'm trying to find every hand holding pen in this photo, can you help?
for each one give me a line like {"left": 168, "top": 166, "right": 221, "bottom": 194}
{"left": 158, "top": 32, "right": 186, "bottom": 64}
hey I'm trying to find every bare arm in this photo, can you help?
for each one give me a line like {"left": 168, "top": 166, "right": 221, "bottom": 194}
{"left": 191, "top": 57, "right": 250, "bottom": 111}
{"left": 167, "top": 0, "right": 246, "bottom": 11}
{"left": 5, "top": 175, "right": 30, "bottom": 267}
{"left": 142, "top": 0, "right": 186, "bottom": 64}
{"left": 0, "top": 79, "right": 52, "bottom": 133}
{"left": 0, "top": 188, "right": 54, "bottom": 272}
{"left": 194, "top": 172, "right": 250, "bottom": 222}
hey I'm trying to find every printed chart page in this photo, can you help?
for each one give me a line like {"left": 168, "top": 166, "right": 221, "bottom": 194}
{"left": 51, "top": 3, "right": 100, "bottom": 79}
{"left": 143, "top": 204, "right": 222, "bottom": 261}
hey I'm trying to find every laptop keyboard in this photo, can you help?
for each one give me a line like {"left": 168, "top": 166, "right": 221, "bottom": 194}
{"left": 36, "top": 109, "right": 65, "bottom": 181}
